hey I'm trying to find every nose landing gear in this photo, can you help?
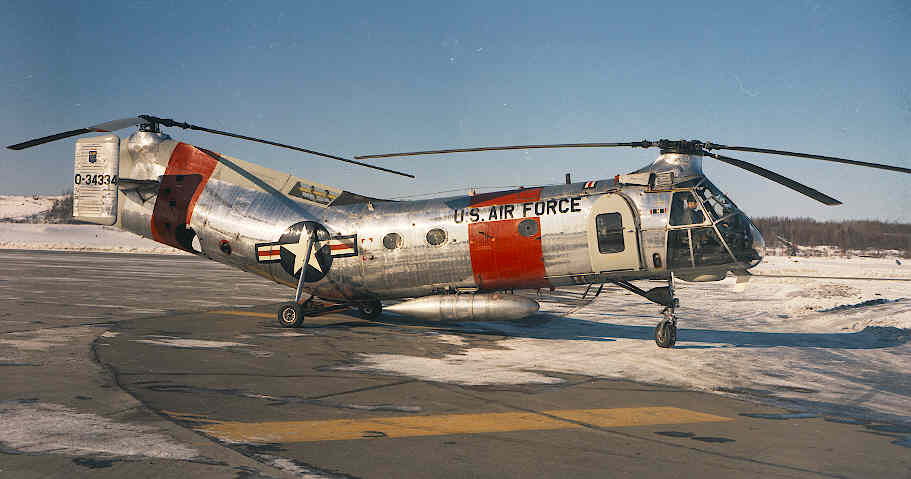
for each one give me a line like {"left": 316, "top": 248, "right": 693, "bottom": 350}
{"left": 606, "top": 274, "right": 680, "bottom": 348}
{"left": 655, "top": 306, "right": 678, "bottom": 348}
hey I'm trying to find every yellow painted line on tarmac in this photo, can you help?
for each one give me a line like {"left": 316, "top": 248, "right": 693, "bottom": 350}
{"left": 183, "top": 407, "right": 732, "bottom": 444}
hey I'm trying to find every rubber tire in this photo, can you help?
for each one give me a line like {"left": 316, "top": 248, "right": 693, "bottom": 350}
{"left": 278, "top": 302, "right": 304, "bottom": 328}
{"left": 655, "top": 320, "right": 677, "bottom": 348}
{"left": 358, "top": 300, "right": 382, "bottom": 320}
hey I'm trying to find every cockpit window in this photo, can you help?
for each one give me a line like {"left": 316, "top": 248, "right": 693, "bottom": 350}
{"left": 693, "top": 181, "right": 737, "bottom": 220}
{"left": 669, "top": 191, "right": 706, "bottom": 226}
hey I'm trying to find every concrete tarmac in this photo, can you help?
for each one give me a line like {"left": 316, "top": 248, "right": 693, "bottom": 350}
{"left": 1, "top": 250, "right": 909, "bottom": 478}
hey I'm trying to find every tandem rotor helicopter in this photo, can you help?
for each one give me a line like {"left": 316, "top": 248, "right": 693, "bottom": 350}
{"left": 8, "top": 115, "right": 911, "bottom": 347}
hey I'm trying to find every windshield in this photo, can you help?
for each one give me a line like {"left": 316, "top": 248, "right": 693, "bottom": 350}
{"left": 693, "top": 180, "right": 737, "bottom": 221}
{"left": 716, "top": 214, "right": 764, "bottom": 266}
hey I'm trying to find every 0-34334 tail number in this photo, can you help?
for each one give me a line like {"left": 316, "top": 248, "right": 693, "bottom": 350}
{"left": 74, "top": 174, "right": 118, "bottom": 185}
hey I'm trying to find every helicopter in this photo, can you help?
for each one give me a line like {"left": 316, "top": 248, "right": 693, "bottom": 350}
{"left": 8, "top": 115, "right": 910, "bottom": 347}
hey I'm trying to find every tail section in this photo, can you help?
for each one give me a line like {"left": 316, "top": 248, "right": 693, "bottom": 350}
{"left": 73, "top": 134, "right": 119, "bottom": 225}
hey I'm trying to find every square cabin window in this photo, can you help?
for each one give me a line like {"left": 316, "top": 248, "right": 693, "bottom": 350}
{"left": 596, "top": 213, "right": 624, "bottom": 253}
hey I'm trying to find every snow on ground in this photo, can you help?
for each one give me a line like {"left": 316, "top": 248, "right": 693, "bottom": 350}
{"left": 0, "top": 223, "right": 187, "bottom": 254}
{"left": 352, "top": 255, "right": 911, "bottom": 426}
{"left": 0, "top": 195, "right": 61, "bottom": 221}
{"left": 0, "top": 401, "right": 198, "bottom": 459}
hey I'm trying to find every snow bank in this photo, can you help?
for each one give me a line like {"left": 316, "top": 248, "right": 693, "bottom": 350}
{"left": 0, "top": 223, "right": 187, "bottom": 255}
{"left": 0, "top": 195, "right": 61, "bottom": 220}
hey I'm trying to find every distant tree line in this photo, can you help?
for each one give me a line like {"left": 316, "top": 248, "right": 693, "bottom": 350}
{"left": 752, "top": 216, "right": 911, "bottom": 257}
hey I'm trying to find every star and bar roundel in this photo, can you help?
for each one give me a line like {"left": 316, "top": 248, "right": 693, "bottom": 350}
{"left": 255, "top": 221, "right": 357, "bottom": 282}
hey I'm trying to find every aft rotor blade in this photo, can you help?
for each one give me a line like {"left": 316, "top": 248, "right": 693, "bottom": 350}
{"left": 706, "top": 143, "right": 911, "bottom": 174}
{"left": 142, "top": 115, "right": 414, "bottom": 178}
{"left": 7, "top": 117, "right": 144, "bottom": 150}
{"left": 355, "top": 141, "right": 651, "bottom": 159}
{"left": 701, "top": 150, "right": 842, "bottom": 206}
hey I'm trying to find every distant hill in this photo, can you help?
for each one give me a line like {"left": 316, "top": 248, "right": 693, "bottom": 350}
{"left": 753, "top": 217, "right": 911, "bottom": 258}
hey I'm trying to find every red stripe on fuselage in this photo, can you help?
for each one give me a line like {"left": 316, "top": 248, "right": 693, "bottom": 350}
{"left": 470, "top": 188, "right": 541, "bottom": 207}
{"left": 468, "top": 188, "right": 550, "bottom": 290}
{"left": 150, "top": 143, "right": 218, "bottom": 250}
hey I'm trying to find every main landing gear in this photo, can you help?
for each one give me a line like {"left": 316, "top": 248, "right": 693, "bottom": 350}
{"left": 357, "top": 300, "right": 383, "bottom": 320}
{"left": 278, "top": 301, "right": 307, "bottom": 328}
{"left": 606, "top": 275, "right": 679, "bottom": 348}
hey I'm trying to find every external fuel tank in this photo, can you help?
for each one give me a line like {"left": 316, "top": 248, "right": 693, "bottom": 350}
{"left": 384, "top": 293, "right": 540, "bottom": 321}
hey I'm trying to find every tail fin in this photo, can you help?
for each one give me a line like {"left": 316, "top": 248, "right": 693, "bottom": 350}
{"left": 73, "top": 134, "right": 119, "bottom": 225}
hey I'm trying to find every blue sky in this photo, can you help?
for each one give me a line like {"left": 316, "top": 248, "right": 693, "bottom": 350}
{"left": 2, "top": 1, "right": 909, "bottom": 220}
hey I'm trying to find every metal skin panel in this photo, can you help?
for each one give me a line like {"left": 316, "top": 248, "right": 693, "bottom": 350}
{"left": 115, "top": 132, "right": 178, "bottom": 241}
{"left": 633, "top": 153, "right": 704, "bottom": 180}
{"left": 350, "top": 198, "right": 475, "bottom": 299}
{"left": 537, "top": 194, "right": 595, "bottom": 284}
{"left": 628, "top": 189, "right": 671, "bottom": 271}
{"left": 110, "top": 133, "right": 758, "bottom": 303}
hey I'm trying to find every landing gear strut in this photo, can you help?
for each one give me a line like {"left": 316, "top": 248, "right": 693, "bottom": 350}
{"left": 606, "top": 274, "right": 679, "bottom": 348}
{"left": 277, "top": 227, "right": 318, "bottom": 329}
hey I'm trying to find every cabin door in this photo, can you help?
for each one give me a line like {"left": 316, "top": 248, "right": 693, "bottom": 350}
{"left": 587, "top": 194, "right": 641, "bottom": 273}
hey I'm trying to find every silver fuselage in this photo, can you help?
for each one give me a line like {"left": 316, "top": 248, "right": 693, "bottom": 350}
{"left": 104, "top": 132, "right": 763, "bottom": 302}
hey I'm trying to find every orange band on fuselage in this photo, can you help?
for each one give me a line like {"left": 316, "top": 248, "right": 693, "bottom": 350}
{"left": 467, "top": 188, "right": 550, "bottom": 290}
{"left": 150, "top": 143, "right": 218, "bottom": 250}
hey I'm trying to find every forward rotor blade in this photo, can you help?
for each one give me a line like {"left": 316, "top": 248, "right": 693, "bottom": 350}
{"left": 142, "top": 115, "right": 414, "bottom": 178}
{"left": 701, "top": 150, "right": 842, "bottom": 206}
{"left": 706, "top": 143, "right": 911, "bottom": 174}
{"left": 355, "top": 141, "right": 651, "bottom": 159}
{"left": 7, "top": 116, "right": 144, "bottom": 150}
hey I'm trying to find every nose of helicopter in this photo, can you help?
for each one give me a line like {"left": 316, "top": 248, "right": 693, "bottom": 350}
{"left": 747, "top": 221, "right": 765, "bottom": 267}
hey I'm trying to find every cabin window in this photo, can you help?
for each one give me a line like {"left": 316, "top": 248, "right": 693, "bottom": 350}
{"left": 426, "top": 228, "right": 447, "bottom": 246}
{"left": 595, "top": 213, "right": 624, "bottom": 253}
{"left": 383, "top": 232, "right": 403, "bottom": 250}
{"left": 518, "top": 219, "right": 538, "bottom": 237}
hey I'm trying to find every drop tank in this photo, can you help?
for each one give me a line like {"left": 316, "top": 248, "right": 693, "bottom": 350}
{"left": 385, "top": 293, "right": 540, "bottom": 321}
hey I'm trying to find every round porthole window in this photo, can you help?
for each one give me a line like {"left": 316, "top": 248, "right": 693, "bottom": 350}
{"left": 383, "top": 232, "right": 403, "bottom": 250}
{"left": 518, "top": 219, "right": 539, "bottom": 237}
{"left": 426, "top": 228, "right": 447, "bottom": 246}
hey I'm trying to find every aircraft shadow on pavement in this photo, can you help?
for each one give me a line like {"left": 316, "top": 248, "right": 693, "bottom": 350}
{"left": 497, "top": 312, "right": 911, "bottom": 350}
{"left": 333, "top": 309, "right": 910, "bottom": 350}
